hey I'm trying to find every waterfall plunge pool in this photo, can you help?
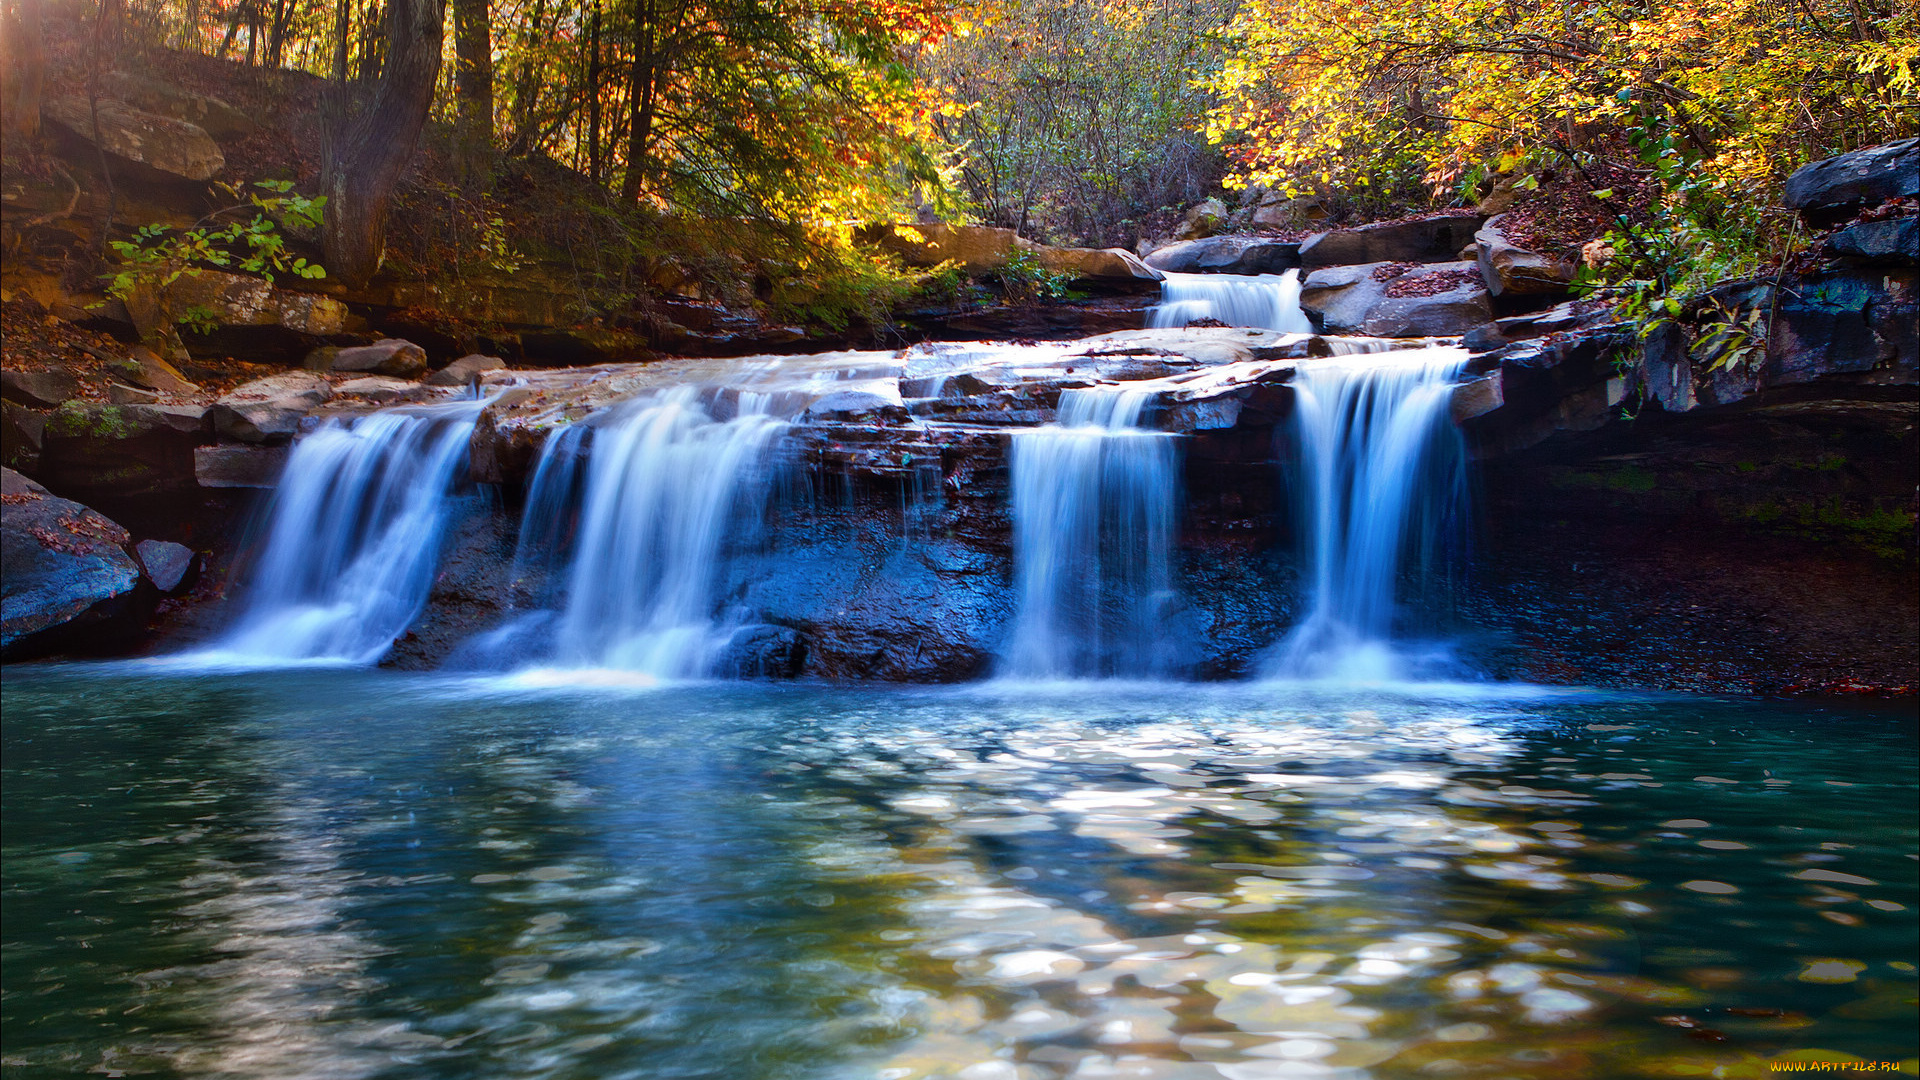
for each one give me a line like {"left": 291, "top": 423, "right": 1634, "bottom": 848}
{"left": 4, "top": 668, "right": 1914, "bottom": 1078}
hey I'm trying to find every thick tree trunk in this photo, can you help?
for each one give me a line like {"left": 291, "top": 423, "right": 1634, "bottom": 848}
{"left": 321, "top": 0, "right": 443, "bottom": 286}
{"left": 621, "top": 0, "right": 656, "bottom": 202}
{"left": 451, "top": 0, "right": 492, "bottom": 190}
{"left": 3, "top": 0, "right": 47, "bottom": 139}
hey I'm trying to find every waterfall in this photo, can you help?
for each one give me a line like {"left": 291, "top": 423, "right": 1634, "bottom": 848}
{"left": 1268, "top": 347, "right": 1470, "bottom": 681}
{"left": 208, "top": 400, "right": 485, "bottom": 665}
{"left": 1002, "top": 388, "right": 1180, "bottom": 680}
{"left": 496, "top": 386, "right": 788, "bottom": 677}
{"left": 1149, "top": 269, "right": 1312, "bottom": 332}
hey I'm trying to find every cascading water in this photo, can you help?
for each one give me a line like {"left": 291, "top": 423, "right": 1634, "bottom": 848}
{"left": 1268, "top": 346, "right": 1471, "bottom": 681}
{"left": 1149, "top": 269, "right": 1313, "bottom": 332}
{"left": 1003, "top": 388, "right": 1181, "bottom": 679}
{"left": 488, "top": 385, "right": 788, "bottom": 677}
{"left": 206, "top": 399, "right": 486, "bottom": 665}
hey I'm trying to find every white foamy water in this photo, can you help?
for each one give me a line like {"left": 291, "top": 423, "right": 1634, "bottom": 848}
{"left": 1149, "top": 269, "right": 1312, "bottom": 332}
{"left": 1268, "top": 346, "right": 1471, "bottom": 681}
{"left": 198, "top": 400, "right": 484, "bottom": 666}
{"left": 1003, "top": 388, "right": 1181, "bottom": 679}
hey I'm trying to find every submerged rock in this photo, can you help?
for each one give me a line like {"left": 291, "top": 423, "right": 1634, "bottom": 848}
{"left": 1, "top": 467, "right": 145, "bottom": 659}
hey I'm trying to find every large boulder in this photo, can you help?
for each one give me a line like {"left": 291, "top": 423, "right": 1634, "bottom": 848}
{"left": 858, "top": 223, "right": 1034, "bottom": 273}
{"left": 1, "top": 468, "right": 145, "bottom": 658}
{"left": 193, "top": 444, "right": 289, "bottom": 488}
{"left": 1, "top": 370, "right": 78, "bottom": 409}
{"left": 1299, "top": 215, "right": 1484, "bottom": 267}
{"left": 1784, "top": 138, "right": 1920, "bottom": 219}
{"left": 100, "top": 71, "right": 256, "bottom": 142}
{"left": 38, "top": 402, "right": 209, "bottom": 498}
{"left": 123, "top": 270, "right": 347, "bottom": 341}
{"left": 1035, "top": 246, "right": 1164, "bottom": 281}
{"left": 42, "top": 97, "right": 224, "bottom": 181}
{"left": 1145, "top": 236, "right": 1299, "bottom": 275}
{"left": 207, "top": 371, "right": 332, "bottom": 443}
{"left": 330, "top": 338, "right": 429, "bottom": 378}
{"left": 1298, "top": 263, "right": 1399, "bottom": 332}
{"left": 1360, "top": 263, "right": 1494, "bottom": 336}
{"left": 1475, "top": 216, "right": 1576, "bottom": 296}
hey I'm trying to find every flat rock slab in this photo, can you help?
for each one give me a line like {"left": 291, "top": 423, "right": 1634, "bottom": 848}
{"left": 2, "top": 370, "right": 79, "bottom": 409}
{"left": 1, "top": 467, "right": 142, "bottom": 657}
{"left": 209, "top": 371, "right": 332, "bottom": 443}
{"left": 194, "top": 444, "right": 290, "bottom": 488}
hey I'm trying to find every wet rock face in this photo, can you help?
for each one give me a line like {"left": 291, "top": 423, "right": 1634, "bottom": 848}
{"left": 0, "top": 468, "right": 145, "bottom": 659}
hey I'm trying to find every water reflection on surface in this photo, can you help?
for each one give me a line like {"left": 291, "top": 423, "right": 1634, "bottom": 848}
{"left": 2, "top": 671, "right": 1914, "bottom": 1079}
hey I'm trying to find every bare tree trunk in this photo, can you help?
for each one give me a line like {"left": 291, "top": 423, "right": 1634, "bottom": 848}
{"left": 586, "top": 0, "right": 600, "bottom": 182}
{"left": 266, "top": 0, "right": 290, "bottom": 66}
{"left": 3, "top": 0, "right": 48, "bottom": 139}
{"left": 451, "top": 0, "right": 492, "bottom": 189}
{"left": 321, "top": 0, "right": 443, "bottom": 286}
{"left": 621, "top": 0, "right": 656, "bottom": 201}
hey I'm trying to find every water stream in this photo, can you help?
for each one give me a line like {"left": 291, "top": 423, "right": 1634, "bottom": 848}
{"left": 197, "top": 400, "right": 486, "bottom": 666}
{"left": 1270, "top": 347, "right": 1471, "bottom": 681}
{"left": 1150, "top": 269, "right": 1313, "bottom": 332}
{"left": 1004, "top": 388, "right": 1181, "bottom": 679}
{"left": 495, "top": 386, "right": 789, "bottom": 677}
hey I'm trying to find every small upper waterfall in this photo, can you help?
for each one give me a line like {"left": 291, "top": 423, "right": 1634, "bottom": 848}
{"left": 1002, "top": 388, "right": 1180, "bottom": 679}
{"left": 1268, "top": 347, "right": 1470, "bottom": 681}
{"left": 497, "top": 386, "right": 788, "bottom": 677}
{"left": 1149, "top": 269, "right": 1312, "bottom": 332}
{"left": 207, "top": 400, "right": 485, "bottom": 664}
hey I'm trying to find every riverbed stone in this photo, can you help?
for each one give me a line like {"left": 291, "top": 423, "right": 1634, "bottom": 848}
{"left": 1145, "top": 236, "right": 1299, "bottom": 275}
{"left": 427, "top": 353, "right": 508, "bottom": 386}
{"left": 1299, "top": 263, "right": 1399, "bottom": 332}
{"left": 331, "top": 338, "right": 429, "bottom": 378}
{"left": 1360, "top": 281, "right": 1493, "bottom": 337}
{"left": 0, "top": 467, "right": 144, "bottom": 659}
{"left": 208, "top": 371, "right": 332, "bottom": 443}
{"left": 335, "top": 376, "right": 433, "bottom": 404}
{"left": 1476, "top": 216, "right": 1576, "bottom": 296}
{"left": 134, "top": 538, "right": 198, "bottom": 594}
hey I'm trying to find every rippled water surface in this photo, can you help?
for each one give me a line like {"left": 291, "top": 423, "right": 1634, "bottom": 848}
{"left": 3, "top": 671, "right": 1914, "bottom": 1078}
